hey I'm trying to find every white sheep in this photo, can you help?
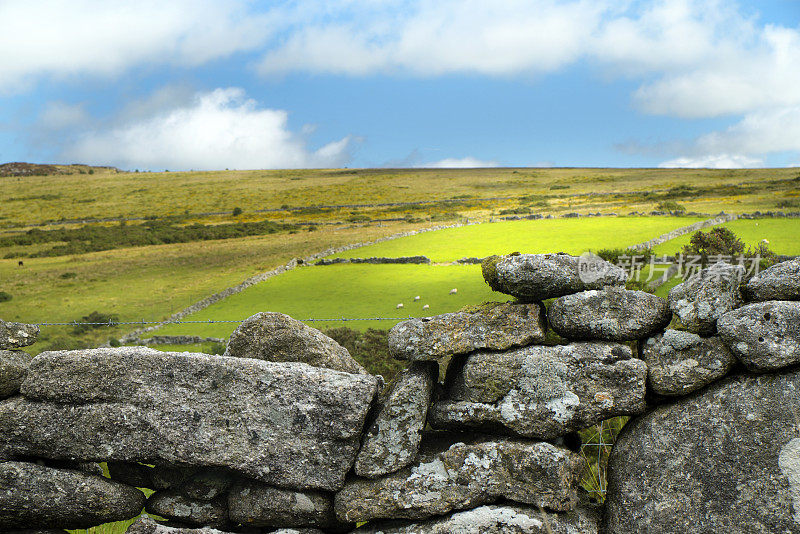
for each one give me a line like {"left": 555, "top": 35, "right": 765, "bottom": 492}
{"left": 761, "top": 239, "right": 770, "bottom": 244}
{"left": 414, "top": 295, "right": 420, "bottom": 301}
{"left": 422, "top": 304, "right": 430, "bottom": 310}
{"left": 449, "top": 288, "right": 458, "bottom": 294}
{"left": 396, "top": 303, "right": 404, "bottom": 309}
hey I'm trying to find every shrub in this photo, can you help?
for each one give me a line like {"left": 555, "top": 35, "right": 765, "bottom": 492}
{"left": 59, "top": 272, "right": 77, "bottom": 279}
{"left": 663, "top": 185, "right": 698, "bottom": 199}
{"left": 747, "top": 241, "right": 779, "bottom": 271}
{"left": 595, "top": 248, "right": 653, "bottom": 265}
{"left": 498, "top": 207, "right": 532, "bottom": 215}
{"left": 681, "top": 227, "right": 777, "bottom": 273}
{"left": 232, "top": 207, "right": 243, "bottom": 216}
{"left": 0, "top": 291, "right": 11, "bottom": 302}
{"left": 72, "top": 311, "right": 120, "bottom": 334}
{"left": 109, "top": 338, "right": 121, "bottom": 347}
{"left": 656, "top": 200, "right": 686, "bottom": 212}
{"left": 681, "top": 227, "right": 744, "bottom": 264}
{"left": 1, "top": 219, "right": 295, "bottom": 258}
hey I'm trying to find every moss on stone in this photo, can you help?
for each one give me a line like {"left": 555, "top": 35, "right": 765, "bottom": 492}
{"left": 458, "top": 301, "right": 506, "bottom": 314}
{"left": 481, "top": 255, "right": 504, "bottom": 292}
{"left": 667, "top": 314, "right": 689, "bottom": 332}
{"left": 481, "top": 376, "right": 513, "bottom": 402}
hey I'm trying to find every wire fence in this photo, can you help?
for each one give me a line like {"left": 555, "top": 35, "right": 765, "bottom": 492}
{"left": 33, "top": 316, "right": 416, "bottom": 327}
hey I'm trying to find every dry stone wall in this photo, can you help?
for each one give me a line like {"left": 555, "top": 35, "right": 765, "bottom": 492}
{"left": 1, "top": 255, "right": 800, "bottom": 533}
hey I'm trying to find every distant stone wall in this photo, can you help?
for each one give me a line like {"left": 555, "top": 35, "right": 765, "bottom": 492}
{"left": 630, "top": 213, "right": 738, "bottom": 251}
{"left": 316, "top": 256, "right": 431, "bottom": 266}
{"left": 2, "top": 253, "right": 799, "bottom": 532}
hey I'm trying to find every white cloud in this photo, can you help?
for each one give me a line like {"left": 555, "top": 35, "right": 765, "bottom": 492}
{"left": 0, "top": 0, "right": 273, "bottom": 91}
{"left": 421, "top": 157, "right": 499, "bottom": 168}
{"left": 64, "top": 88, "right": 352, "bottom": 170}
{"left": 694, "top": 106, "right": 800, "bottom": 155}
{"left": 656, "top": 106, "right": 800, "bottom": 168}
{"left": 4, "top": 1, "right": 799, "bottom": 168}
{"left": 630, "top": 24, "right": 800, "bottom": 118}
{"left": 659, "top": 154, "right": 763, "bottom": 169}
{"left": 255, "top": 0, "right": 800, "bottom": 119}
{"left": 258, "top": 0, "right": 611, "bottom": 76}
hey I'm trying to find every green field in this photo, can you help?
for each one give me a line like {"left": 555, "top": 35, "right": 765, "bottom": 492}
{"left": 330, "top": 216, "right": 705, "bottom": 262}
{"left": 651, "top": 218, "right": 800, "bottom": 256}
{"left": 151, "top": 216, "right": 703, "bottom": 338}
{"left": 154, "top": 264, "right": 510, "bottom": 337}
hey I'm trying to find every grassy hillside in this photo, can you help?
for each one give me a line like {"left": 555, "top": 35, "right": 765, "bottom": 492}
{"left": 2, "top": 167, "right": 797, "bottom": 230}
{"left": 3, "top": 166, "right": 797, "bottom": 353}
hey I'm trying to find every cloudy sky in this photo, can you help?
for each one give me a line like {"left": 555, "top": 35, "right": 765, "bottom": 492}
{"left": 0, "top": 0, "right": 798, "bottom": 170}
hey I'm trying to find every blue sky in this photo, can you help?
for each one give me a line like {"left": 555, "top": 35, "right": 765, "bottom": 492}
{"left": 0, "top": 0, "right": 798, "bottom": 170}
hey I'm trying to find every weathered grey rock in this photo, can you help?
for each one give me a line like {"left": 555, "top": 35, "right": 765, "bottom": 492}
{"left": 548, "top": 288, "right": 671, "bottom": 341}
{"left": 642, "top": 329, "right": 736, "bottom": 396}
{"left": 178, "top": 469, "right": 234, "bottom": 501}
{"left": 44, "top": 459, "right": 105, "bottom": 477}
{"left": 335, "top": 434, "right": 583, "bottom": 523}
{"left": 146, "top": 491, "right": 228, "bottom": 528}
{"left": 0, "top": 320, "right": 39, "bottom": 349}
{"left": 126, "top": 517, "right": 325, "bottom": 534}
{"left": 429, "top": 343, "right": 647, "bottom": 439}
{"left": 482, "top": 253, "right": 626, "bottom": 300}
{"left": 668, "top": 262, "right": 745, "bottom": 335}
{"left": 352, "top": 503, "right": 600, "bottom": 533}
{"left": 224, "top": 312, "right": 367, "bottom": 374}
{"left": 228, "top": 480, "right": 345, "bottom": 531}
{"left": 718, "top": 300, "right": 800, "bottom": 372}
{"left": 604, "top": 370, "right": 800, "bottom": 534}
{"left": 0, "top": 350, "right": 31, "bottom": 398}
{"left": 0, "top": 348, "right": 379, "bottom": 491}
{"left": 0, "top": 461, "right": 145, "bottom": 529}
{"left": 125, "top": 517, "right": 232, "bottom": 534}
{"left": 744, "top": 257, "right": 800, "bottom": 301}
{"left": 388, "top": 302, "right": 546, "bottom": 361}
{"left": 355, "top": 362, "right": 437, "bottom": 478}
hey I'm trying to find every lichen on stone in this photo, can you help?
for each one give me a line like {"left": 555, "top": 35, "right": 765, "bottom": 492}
{"left": 481, "top": 255, "right": 504, "bottom": 292}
